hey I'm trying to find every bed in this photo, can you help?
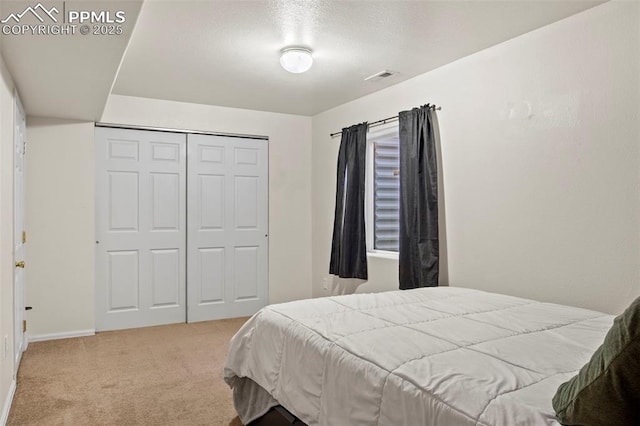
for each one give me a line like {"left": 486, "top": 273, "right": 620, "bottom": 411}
{"left": 223, "top": 287, "right": 613, "bottom": 425}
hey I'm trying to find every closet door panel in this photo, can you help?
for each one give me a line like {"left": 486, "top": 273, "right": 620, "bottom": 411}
{"left": 96, "top": 127, "right": 186, "bottom": 331}
{"left": 187, "top": 134, "right": 268, "bottom": 322}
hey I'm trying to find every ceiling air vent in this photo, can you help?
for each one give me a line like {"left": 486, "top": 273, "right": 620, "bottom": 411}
{"left": 364, "top": 70, "right": 397, "bottom": 82}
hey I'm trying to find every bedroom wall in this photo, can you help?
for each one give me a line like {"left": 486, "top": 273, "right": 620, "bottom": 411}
{"left": 25, "top": 118, "right": 96, "bottom": 339}
{"left": 23, "top": 95, "right": 313, "bottom": 337}
{"left": 0, "top": 50, "right": 16, "bottom": 420}
{"left": 311, "top": 1, "right": 640, "bottom": 315}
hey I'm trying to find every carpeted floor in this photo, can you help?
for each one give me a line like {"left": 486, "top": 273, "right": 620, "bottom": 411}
{"left": 8, "top": 318, "right": 249, "bottom": 425}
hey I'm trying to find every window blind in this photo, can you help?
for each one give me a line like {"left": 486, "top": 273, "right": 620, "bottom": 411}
{"left": 373, "top": 139, "right": 400, "bottom": 252}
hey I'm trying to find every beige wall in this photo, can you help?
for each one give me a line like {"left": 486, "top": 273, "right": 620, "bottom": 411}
{"left": 0, "top": 52, "right": 16, "bottom": 420}
{"left": 25, "top": 118, "right": 96, "bottom": 337}
{"left": 24, "top": 95, "right": 313, "bottom": 336}
{"left": 311, "top": 1, "right": 640, "bottom": 315}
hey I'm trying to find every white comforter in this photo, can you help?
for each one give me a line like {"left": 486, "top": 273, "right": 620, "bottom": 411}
{"left": 224, "top": 287, "right": 613, "bottom": 425}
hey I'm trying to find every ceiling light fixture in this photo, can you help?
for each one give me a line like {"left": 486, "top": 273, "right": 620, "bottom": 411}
{"left": 280, "top": 47, "right": 313, "bottom": 74}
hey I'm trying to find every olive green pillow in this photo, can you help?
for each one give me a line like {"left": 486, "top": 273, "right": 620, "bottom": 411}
{"left": 552, "top": 296, "right": 640, "bottom": 425}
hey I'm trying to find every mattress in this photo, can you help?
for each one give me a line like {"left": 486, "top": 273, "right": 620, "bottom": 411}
{"left": 223, "top": 287, "right": 613, "bottom": 425}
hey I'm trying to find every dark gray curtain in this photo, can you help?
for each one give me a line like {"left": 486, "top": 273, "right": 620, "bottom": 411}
{"left": 398, "top": 105, "right": 438, "bottom": 289}
{"left": 329, "top": 123, "right": 369, "bottom": 280}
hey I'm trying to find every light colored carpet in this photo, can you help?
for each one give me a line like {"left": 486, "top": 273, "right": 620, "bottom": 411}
{"left": 8, "top": 318, "right": 248, "bottom": 425}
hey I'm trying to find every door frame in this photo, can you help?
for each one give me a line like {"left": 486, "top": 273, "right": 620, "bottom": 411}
{"left": 13, "top": 90, "right": 27, "bottom": 375}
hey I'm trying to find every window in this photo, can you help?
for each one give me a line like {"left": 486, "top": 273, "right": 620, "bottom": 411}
{"left": 367, "top": 128, "right": 400, "bottom": 254}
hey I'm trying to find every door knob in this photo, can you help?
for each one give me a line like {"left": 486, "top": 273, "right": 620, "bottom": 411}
{"left": 15, "top": 261, "right": 25, "bottom": 268}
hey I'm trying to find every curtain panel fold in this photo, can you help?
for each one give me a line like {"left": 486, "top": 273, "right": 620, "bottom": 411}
{"left": 398, "top": 106, "right": 439, "bottom": 289}
{"left": 329, "top": 123, "right": 369, "bottom": 280}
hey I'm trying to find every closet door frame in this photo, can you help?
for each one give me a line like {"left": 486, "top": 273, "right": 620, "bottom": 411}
{"left": 95, "top": 124, "right": 269, "bottom": 331}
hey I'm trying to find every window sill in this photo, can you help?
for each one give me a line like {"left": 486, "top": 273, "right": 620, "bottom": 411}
{"left": 367, "top": 251, "right": 399, "bottom": 260}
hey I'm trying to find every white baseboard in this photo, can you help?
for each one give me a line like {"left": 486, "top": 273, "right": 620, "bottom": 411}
{"left": 28, "top": 329, "right": 95, "bottom": 343}
{"left": 1, "top": 379, "right": 16, "bottom": 426}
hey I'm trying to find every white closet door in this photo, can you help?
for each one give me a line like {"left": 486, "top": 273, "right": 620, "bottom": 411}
{"left": 187, "top": 134, "right": 268, "bottom": 322}
{"left": 95, "top": 128, "right": 186, "bottom": 331}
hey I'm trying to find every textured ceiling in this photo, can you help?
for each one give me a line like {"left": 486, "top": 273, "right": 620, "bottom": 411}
{"left": 112, "top": 0, "right": 604, "bottom": 116}
{"left": 1, "top": 1, "right": 605, "bottom": 120}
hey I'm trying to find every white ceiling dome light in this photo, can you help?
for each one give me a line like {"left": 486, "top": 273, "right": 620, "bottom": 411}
{"left": 280, "top": 47, "right": 313, "bottom": 74}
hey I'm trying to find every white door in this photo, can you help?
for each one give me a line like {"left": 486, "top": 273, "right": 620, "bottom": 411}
{"left": 14, "top": 94, "right": 26, "bottom": 372}
{"left": 95, "top": 128, "right": 187, "bottom": 331}
{"left": 187, "top": 134, "right": 268, "bottom": 322}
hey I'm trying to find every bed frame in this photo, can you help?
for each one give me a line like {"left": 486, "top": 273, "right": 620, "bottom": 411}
{"left": 249, "top": 406, "right": 307, "bottom": 426}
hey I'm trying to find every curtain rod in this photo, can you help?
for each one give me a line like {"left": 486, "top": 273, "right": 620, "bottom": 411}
{"left": 329, "top": 104, "right": 441, "bottom": 138}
